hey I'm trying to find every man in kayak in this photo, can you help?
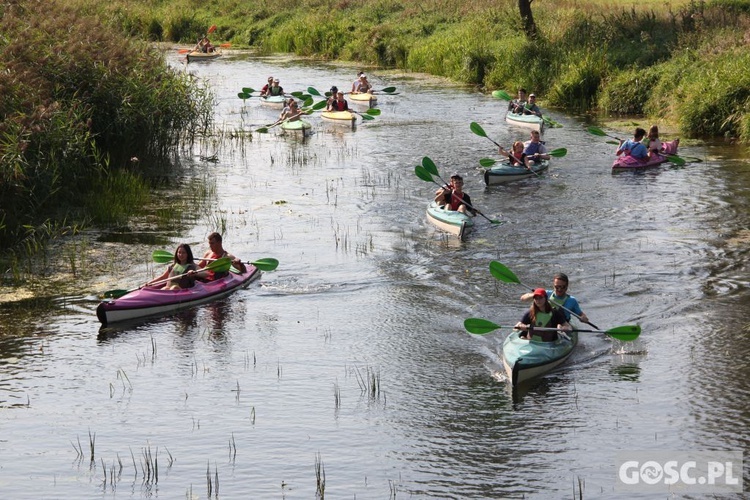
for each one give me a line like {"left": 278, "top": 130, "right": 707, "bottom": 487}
{"left": 327, "top": 90, "right": 349, "bottom": 111}
{"left": 516, "top": 288, "right": 572, "bottom": 341}
{"left": 279, "top": 98, "right": 304, "bottom": 122}
{"left": 267, "top": 78, "right": 284, "bottom": 97}
{"left": 522, "top": 130, "right": 550, "bottom": 163}
{"left": 434, "top": 174, "right": 476, "bottom": 215}
{"left": 520, "top": 273, "right": 590, "bottom": 324}
{"left": 508, "top": 88, "right": 527, "bottom": 114}
{"left": 523, "top": 93, "right": 542, "bottom": 117}
{"left": 616, "top": 127, "right": 648, "bottom": 160}
{"left": 193, "top": 232, "right": 246, "bottom": 281}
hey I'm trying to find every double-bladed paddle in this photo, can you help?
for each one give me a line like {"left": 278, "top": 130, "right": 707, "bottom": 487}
{"left": 478, "top": 148, "right": 568, "bottom": 167}
{"left": 463, "top": 318, "right": 641, "bottom": 342}
{"left": 489, "top": 261, "right": 601, "bottom": 329}
{"left": 586, "top": 126, "right": 688, "bottom": 166}
{"left": 414, "top": 159, "right": 504, "bottom": 225}
{"left": 102, "top": 257, "right": 233, "bottom": 300}
{"left": 491, "top": 90, "right": 562, "bottom": 128}
{"left": 151, "top": 250, "right": 279, "bottom": 271}
{"left": 470, "top": 122, "right": 502, "bottom": 148}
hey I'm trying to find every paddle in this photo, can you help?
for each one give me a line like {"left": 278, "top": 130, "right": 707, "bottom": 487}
{"left": 587, "top": 126, "right": 687, "bottom": 166}
{"left": 414, "top": 162, "right": 504, "bottom": 225}
{"left": 469, "top": 122, "right": 502, "bottom": 148}
{"left": 463, "top": 318, "right": 641, "bottom": 342}
{"left": 488, "top": 261, "right": 601, "bottom": 329}
{"left": 491, "top": 91, "right": 561, "bottom": 128}
{"left": 151, "top": 250, "right": 279, "bottom": 271}
{"left": 352, "top": 108, "right": 381, "bottom": 121}
{"left": 103, "top": 257, "right": 232, "bottom": 300}
{"left": 372, "top": 86, "right": 398, "bottom": 94}
{"left": 479, "top": 147, "right": 568, "bottom": 167}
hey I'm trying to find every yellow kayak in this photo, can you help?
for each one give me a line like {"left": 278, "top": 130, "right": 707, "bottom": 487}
{"left": 349, "top": 93, "right": 377, "bottom": 104}
{"left": 321, "top": 110, "right": 357, "bottom": 123}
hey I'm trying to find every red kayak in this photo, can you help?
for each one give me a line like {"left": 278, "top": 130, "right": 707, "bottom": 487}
{"left": 97, "top": 266, "right": 261, "bottom": 326}
{"left": 612, "top": 139, "right": 679, "bottom": 170}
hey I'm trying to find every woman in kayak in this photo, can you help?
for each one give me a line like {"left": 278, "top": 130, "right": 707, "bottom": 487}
{"left": 148, "top": 243, "right": 198, "bottom": 290}
{"left": 515, "top": 288, "right": 571, "bottom": 342}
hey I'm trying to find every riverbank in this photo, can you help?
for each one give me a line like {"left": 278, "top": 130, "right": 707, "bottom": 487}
{"left": 63, "top": 0, "right": 750, "bottom": 143}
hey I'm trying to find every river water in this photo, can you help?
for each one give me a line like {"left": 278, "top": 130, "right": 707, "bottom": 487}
{"left": 0, "top": 50, "right": 748, "bottom": 498}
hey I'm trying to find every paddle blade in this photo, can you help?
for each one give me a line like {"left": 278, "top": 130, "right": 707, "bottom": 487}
{"left": 207, "top": 25, "right": 217, "bottom": 34}
{"left": 242, "top": 87, "right": 256, "bottom": 94}
{"left": 307, "top": 87, "right": 322, "bottom": 97}
{"left": 464, "top": 318, "right": 503, "bottom": 335}
{"left": 479, "top": 158, "right": 498, "bottom": 167}
{"left": 255, "top": 127, "right": 269, "bottom": 133}
{"left": 359, "top": 113, "right": 375, "bottom": 120}
{"left": 206, "top": 257, "right": 232, "bottom": 273}
{"left": 219, "top": 43, "right": 231, "bottom": 48}
{"left": 365, "top": 108, "right": 381, "bottom": 116}
{"left": 250, "top": 258, "right": 279, "bottom": 271}
{"left": 549, "top": 148, "right": 568, "bottom": 158}
{"left": 238, "top": 92, "right": 251, "bottom": 100}
{"left": 469, "top": 121, "right": 488, "bottom": 138}
{"left": 605, "top": 325, "right": 641, "bottom": 342}
{"left": 492, "top": 90, "right": 512, "bottom": 101}
{"left": 667, "top": 155, "right": 686, "bottom": 166}
{"left": 414, "top": 165, "right": 434, "bottom": 183}
{"left": 103, "top": 289, "right": 130, "bottom": 299}
{"left": 290, "top": 91, "right": 305, "bottom": 98}
{"left": 586, "top": 126, "right": 607, "bottom": 137}
{"left": 421, "top": 156, "right": 439, "bottom": 176}
{"left": 302, "top": 97, "right": 314, "bottom": 107}
{"left": 379, "top": 86, "right": 397, "bottom": 93}
{"left": 177, "top": 49, "right": 191, "bottom": 54}
{"left": 489, "top": 261, "right": 521, "bottom": 284}
{"left": 312, "top": 100, "right": 327, "bottom": 110}
{"left": 152, "top": 249, "right": 175, "bottom": 263}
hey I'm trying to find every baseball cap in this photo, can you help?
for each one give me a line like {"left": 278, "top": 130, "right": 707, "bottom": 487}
{"left": 533, "top": 288, "right": 547, "bottom": 297}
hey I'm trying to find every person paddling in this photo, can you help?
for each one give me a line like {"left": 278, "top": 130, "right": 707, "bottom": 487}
{"left": 516, "top": 288, "right": 572, "bottom": 342}
{"left": 520, "top": 273, "right": 590, "bottom": 324}
{"left": 147, "top": 243, "right": 197, "bottom": 290}
{"left": 327, "top": 90, "right": 349, "bottom": 111}
{"left": 192, "top": 232, "right": 246, "bottom": 281}
{"left": 434, "top": 173, "right": 476, "bottom": 216}
{"left": 616, "top": 127, "right": 648, "bottom": 161}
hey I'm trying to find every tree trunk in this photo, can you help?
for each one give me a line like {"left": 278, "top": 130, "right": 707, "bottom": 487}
{"left": 518, "top": 0, "right": 538, "bottom": 39}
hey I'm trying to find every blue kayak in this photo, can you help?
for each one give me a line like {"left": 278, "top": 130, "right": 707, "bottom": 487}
{"left": 502, "top": 329, "right": 578, "bottom": 386}
{"left": 425, "top": 201, "right": 474, "bottom": 240}
{"left": 484, "top": 160, "right": 549, "bottom": 185}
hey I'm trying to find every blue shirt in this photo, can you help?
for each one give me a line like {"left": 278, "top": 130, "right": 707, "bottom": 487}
{"left": 619, "top": 140, "right": 648, "bottom": 159}
{"left": 546, "top": 291, "right": 584, "bottom": 322}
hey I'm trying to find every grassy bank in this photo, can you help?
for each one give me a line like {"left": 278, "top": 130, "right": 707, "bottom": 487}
{"left": 0, "top": 0, "right": 212, "bottom": 265}
{"left": 67, "top": 0, "right": 750, "bottom": 142}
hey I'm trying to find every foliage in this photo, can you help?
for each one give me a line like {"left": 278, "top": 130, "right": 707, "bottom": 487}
{"left": 0, "top": 0, "right": 212, "bottom": 252}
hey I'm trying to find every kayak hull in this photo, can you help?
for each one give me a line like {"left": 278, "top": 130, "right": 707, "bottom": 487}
{"left": 502, "top": 329, "right": 578, "bottom": 386}
{"left": 321, "top": 110, "right": 357, "bottom": 123}
{"left": 260, "top": 96, "right": 286, "bottom": 109}
{"left": 505, "top": 111, "right": 544, "bottom": 134}
{"left": 612, "top": 140, "right": 679, "bottom": 170}
{"left": 349, "top": 93, "right": 377, "bottom": 104}
{"left": 281, "top": 119, "right": 312, "bottom": 131}
{"left": 96, "top": 267, "right": 261, "bottom": 326}
{"left": 186, "top": 51, "right": 221, "bottom": 62}
{"left": 425, "top": 201, "right": 474, "bottom": 240}
{"left": 484, "top": 160, "right": 549, "bottom": 185}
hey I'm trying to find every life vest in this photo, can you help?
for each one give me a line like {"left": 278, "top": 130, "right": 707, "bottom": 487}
{"left": 332, "top": 100, "right": 348, "bottom": 111}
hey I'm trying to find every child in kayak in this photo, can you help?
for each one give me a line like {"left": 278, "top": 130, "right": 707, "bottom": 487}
{"left": 148, "top": 243, "right": 197, "bottom": 290}
{"left": 516, "top": 288, "right": 571, "bottom": 342}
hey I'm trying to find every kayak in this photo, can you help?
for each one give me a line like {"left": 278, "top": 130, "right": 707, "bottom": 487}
{"left": 349, "top": 93, "right": 377, "bottom": 104}
{"left": 321, "top": 110, "right": 357, "bottom": 124}
{"left": 505, "top": 111, "right": 544, "bottom": 134}
{"left": 502, "top": 329, "right": 578, "bottom": 386}
{"left": 186, "top": 51, "right": 221, "bottom": 63}
{"left": 281, "top": 119, "right": 312, "bottom": 132}
{"left": 425, "top": 201, "right": 474, "bottom": 240}
{"left": 484, "top": 160, "right": 549, "bottom": 185}
{"left": 612, "top": 140, "right": 680, "bottom": 170}
{"left": 260, "top": 95, "right": 286, "bottom": 109}
{"left": 96, "top": 266, "right": 261, "bottom": 326}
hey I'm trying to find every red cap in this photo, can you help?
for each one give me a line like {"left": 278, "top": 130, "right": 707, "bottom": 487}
{"left": 533, "top": 288, "right": 547, "bottom": 298}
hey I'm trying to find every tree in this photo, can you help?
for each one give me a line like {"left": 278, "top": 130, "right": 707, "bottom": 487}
{"left": 518, "top": 0, "right": 538, "bottom": 39}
